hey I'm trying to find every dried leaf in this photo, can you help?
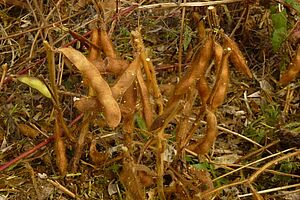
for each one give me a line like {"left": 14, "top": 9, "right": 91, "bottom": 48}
{"left": 74, "top": 0, "right": 92, "bottom": 11}
{"left": 160, "top": 83, "right": 175, "bottom": 98}
{"left": 17, "top": 124, "right": 39, "bottom": 138}
{"left": 188, "top": 167, "right": 213, "bottom": 193}
{"left": 89, "top": 139, "right": 109, "bottom": 164}
{"left": 279, "top": 45, "right": 300, "bottom": 85}
{"left": 59, "top": 47, "right": 121, "bottom": 128}
{"left": 17, "top": 76, "right": 52, "bottom": 99}
{"left": 135, "top": 164, "right": 156, "bottom": 187}
{"left": 108, "top": 180, "right": 118, "bottom": 196}
{"left": 119, "top": 158, "right": 146, "bottom": 200}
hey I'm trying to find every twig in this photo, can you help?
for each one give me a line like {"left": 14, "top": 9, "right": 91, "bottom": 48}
{"left": 230, "top": 8, "right": 247, "bottom": 37}
{"left": 0, "top": 63, "right": 8, "bottom": 90}
{"left": 212, "top": 148, "right": 295, "bottom": 182}
{"left": 189, "top": 117, "right": 271, "bottom": 152}
{"left": 138, "top": 0, "right": 243, "bottom": 10}
{"left": 178, "top": 0, "right": 187, "bottom": 77}
{"left": 0, "top": 0, "right": 30, "bottom": 9}
{"left": 269, "top": 188, "right": 300, "bottom": 199}
{"left": 0, "top": 12, "right": 84, "bottom": 41}
{"left": 0, "top": 113, "right": 83, "bottom": 172}
{"left": 200, "top": 179, "right": 248, "bottom": 198}
{"left": 235, "top": 140, "right": 279, "bottom": 163}
{"left": 212, "top": 162, "right": 300, "bottom": 179}
{"left": 0, "top": 136, "right": 55, "bottom": 171}
{"left": 249, "top": 150, "right": 300, "bottom": 183}
{"left": 47, "top": 179, "right": 76, "bottom": 198}
{"left": 238, "top": 183, "right": 300, "bottom": 198}
{"left": 2, "top": 58, "right": 45, "bottom": 84}
{"left": 25, "top": 162, "right": 43, "bottom": 200}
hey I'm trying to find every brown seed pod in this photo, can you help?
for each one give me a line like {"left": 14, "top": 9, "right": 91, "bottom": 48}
{"left": 74, "top": 97, "right": 100, "bottom": 112}
{"left": 187, "top": 109, "right": 217, "bottom": 155}
{"left": 175, "top": 35, "right": 214, "bottom": 96}
{"left": 223, "top": 34, "right": 253, "bottom": 79}
{"left": 122, "top": 83, "right": 137, "bottom": 134}
{"left": 196, "top": 41, "right": 223, "bottom": 105}
{"left": 111, "top": 56, "right": 140, "bottom": 99}
{"left": 88, "top": 29, "right": 101, "bottom": 61}
{"left": 176, "top": 88, "right": 197, "bottom": 154}
{"left": 197, "top": 19, "right": 206, "bottom": 42}
{"left": 137, "top": 66, "right": 153, "bottom": 129}
{"left": 90, "top": 58, "right": 106, "bottom": 73}
{"left": 197, "top": 77, "right": 211, "bottom": 105}
{"left": 54, "top": 119, "right": 68, "bottom": 176}
{"left": 99, "top": 29, "right": 117, "bottom": 58}
{"left": 213, "top": 41, "right": 223, "bottom": 73}
{"left": 192, "top": 12, "right": 206, "bottom": 41}
{"left": 70, "top": 117, "right": 90, "bottom": 172}
{"left": 104, "top": 57, "right": 129, "bottom": 75}
{"left": 209, "top": 50, "right": 231, "bottom": 111}
{"left": 60, "top": 47, "right": 121, "bottom": 128}
{"left": 131, "top": 28, "right": 164, "bottom": 114}
{"left": 150, "top": 95, "right": 181, "bottom": 131}
{"left": 55, "top": 137, "right": 68, "bottom": 176}
{"left": 279, "top": 45, "right": 300, "bottom": 85}
{"left": 90, "top": 57, "right": 129, "bottom": 75}
{"left": 174, "top": 77, "right": 195, "bottom": 96}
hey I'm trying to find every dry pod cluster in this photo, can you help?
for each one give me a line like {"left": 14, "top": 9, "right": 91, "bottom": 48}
{"left": 151, "top": 30, "right": 253, "bottom": 158}
{"left": 35, "top": 14, "right": 254, "bottom": 198}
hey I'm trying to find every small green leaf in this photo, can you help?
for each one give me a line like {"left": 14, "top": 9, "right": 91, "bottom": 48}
{"left": 271, "top": 8, "right": 288, "bottom": 51}
{"left": 184, "top": 25, "right": 193, "bottom": 51}
{"left": 135, "top": 113, "right": 147, "bottom": 130}
{"left": 271, "top": 9, "right": 287, "bottom": 28}
{"left": 285, "top": 0, "right": 300, "bottom": 14}
{"left": 192, "top": 162, "right": 212, "bottom": 171}
{"left": 272, "top": 27, "right": 287, "bottom": 51}
{"left": 17, "top": 76, "right": 52, "bottom": 99}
